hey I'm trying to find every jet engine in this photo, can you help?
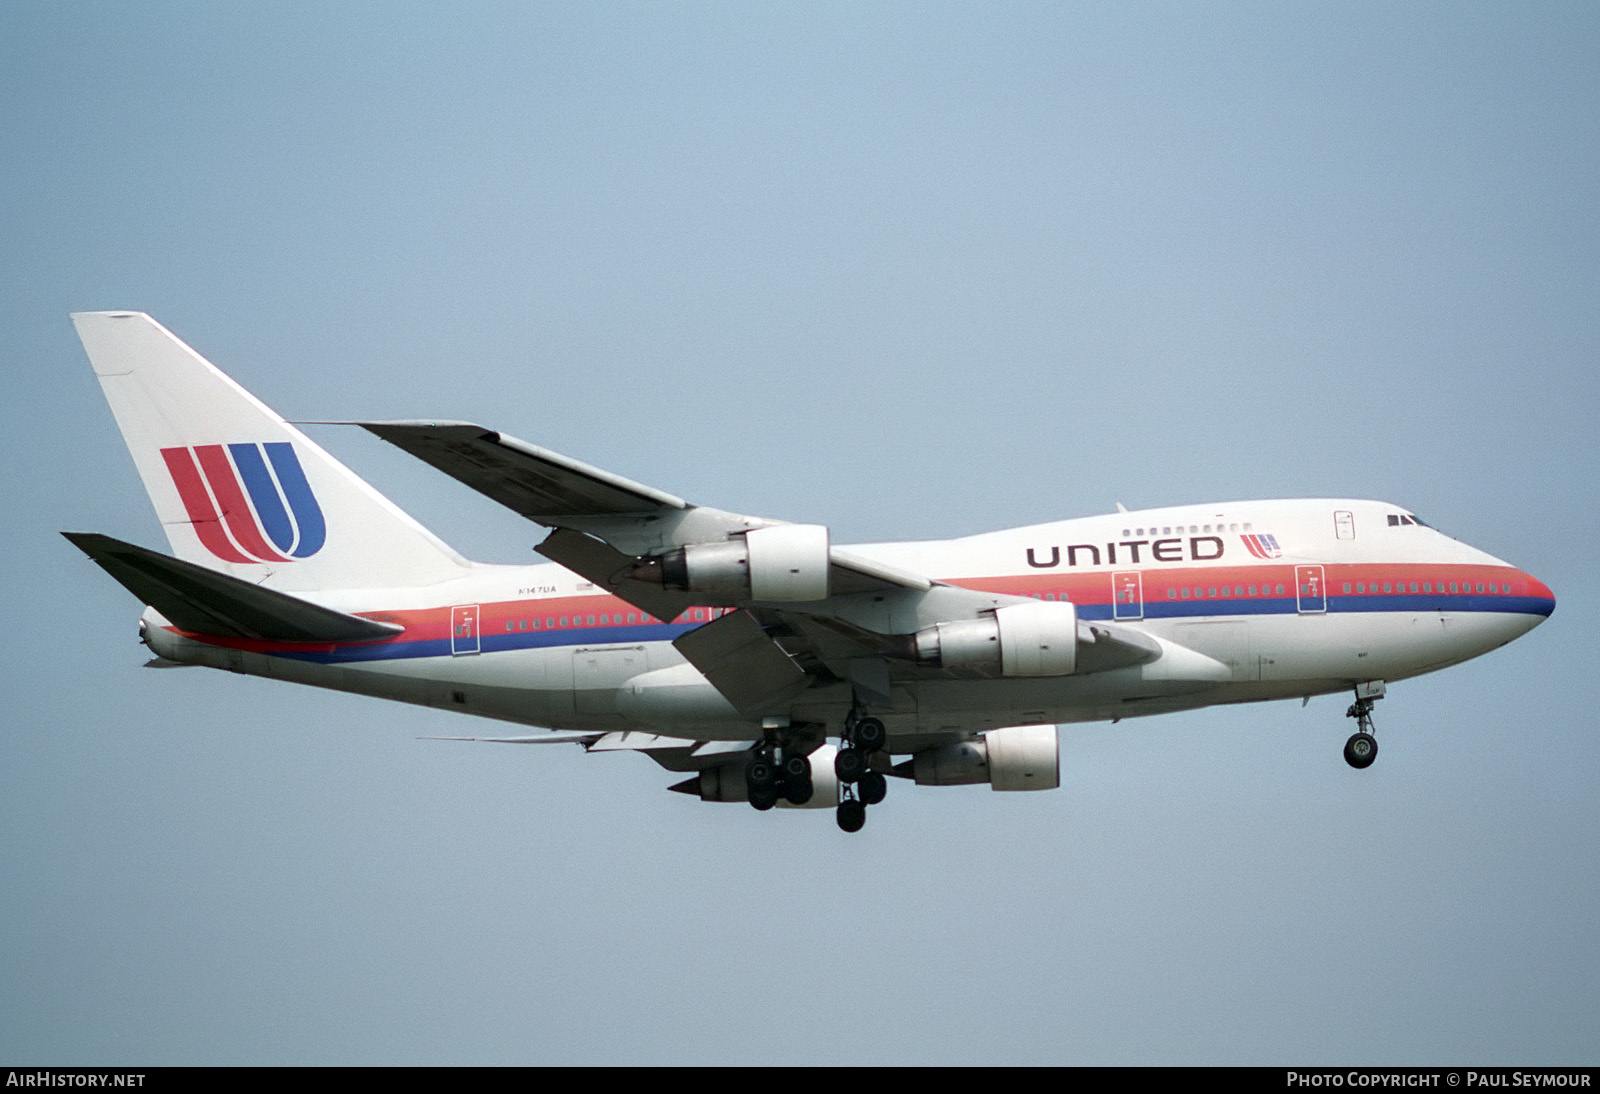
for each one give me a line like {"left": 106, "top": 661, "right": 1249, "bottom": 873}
{"left": 913, "top": 600, "right": 1078, "bottom": 676}
{"left": 631, "top": 524, "right": 831, "bottom": 602}
{"left": 895, "top": 725, "right": 1060, "bottom": 791}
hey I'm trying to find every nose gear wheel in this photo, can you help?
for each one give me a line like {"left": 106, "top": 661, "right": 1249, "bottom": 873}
{"left": 1343, "top": 682, "right": 1384, "bottom": 770}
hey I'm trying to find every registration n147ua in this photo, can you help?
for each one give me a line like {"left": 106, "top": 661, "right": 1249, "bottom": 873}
{"left": 65, "top": 313, "right": 1555, "bottom": 832}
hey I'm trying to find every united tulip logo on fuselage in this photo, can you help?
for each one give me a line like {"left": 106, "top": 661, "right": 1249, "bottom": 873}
{"left": 161, "top": 443, "right": 326, "bottom": 563}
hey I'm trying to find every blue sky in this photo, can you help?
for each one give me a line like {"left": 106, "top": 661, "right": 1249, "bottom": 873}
{"left": 3, "top": 2, "right": 1597, "bottom": 1064}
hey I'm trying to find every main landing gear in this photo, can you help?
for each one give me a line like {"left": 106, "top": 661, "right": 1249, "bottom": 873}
{"left": 834, "top": 711, "right": 889, "bottom": 833}
{"left": 744, "top": 744, "right": 814, "bottom": 810}
{"left": 1343, "top": 681, "right": 1385, "bottom": 769}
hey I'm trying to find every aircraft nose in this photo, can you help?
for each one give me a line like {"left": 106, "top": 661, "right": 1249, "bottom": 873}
{"left": 1515, "top": 569, "right": 1556, "bottom": 625}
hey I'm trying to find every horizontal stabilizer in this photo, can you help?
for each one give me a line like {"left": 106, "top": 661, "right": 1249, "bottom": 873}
{"left": 63, "top": 532, "right": 403, "bottom": 643}
{"left": 421, "top": 732, "right": 606, "bottom": 746}
{"left": 420, "top": 730, "right": 698, "bottom": 751}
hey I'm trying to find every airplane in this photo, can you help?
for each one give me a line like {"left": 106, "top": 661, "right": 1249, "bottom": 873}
{"left": 64, "top": 312, "right": 1556, "bottom": 832}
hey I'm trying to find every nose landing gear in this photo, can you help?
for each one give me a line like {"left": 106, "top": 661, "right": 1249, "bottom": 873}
{"left": 1343, "top": 681, "right": 1384, "bottom": 769}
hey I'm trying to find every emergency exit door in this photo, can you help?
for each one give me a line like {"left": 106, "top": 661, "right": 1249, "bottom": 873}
{"left": 451, "top": 604, "right": 481, "bottom": 655}
{"left": 1112, "top": 571, "right": 1143, "bottom": 621}
{"left": 1295, "top": 566, "right": 1326, "bottom": 614}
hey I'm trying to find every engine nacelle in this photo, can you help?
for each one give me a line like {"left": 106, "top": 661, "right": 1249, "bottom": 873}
{"left": 676, "top": 743, "right": 840, "bottom": 809}
{"left": 633, "top": 524, "right": 831, "bottom": 602}
{"left": 913, "top": 600, "right": 1078, "bottom": 676}
{"left": 903, "top": 725, "right": 1060, "bottom": 791}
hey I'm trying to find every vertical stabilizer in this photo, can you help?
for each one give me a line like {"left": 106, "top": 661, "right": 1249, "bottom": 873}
{"left": 71, "top": 312, "right": 468, "bottom": 592}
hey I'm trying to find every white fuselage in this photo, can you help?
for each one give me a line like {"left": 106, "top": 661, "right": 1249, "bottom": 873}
{"left": 142, "top": 498, "right": 1554, "bottom": 742}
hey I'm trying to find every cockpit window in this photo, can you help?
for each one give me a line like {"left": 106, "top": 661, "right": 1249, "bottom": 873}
{"left": 1387, "top": 513, "right": 1429, "bottom": 527}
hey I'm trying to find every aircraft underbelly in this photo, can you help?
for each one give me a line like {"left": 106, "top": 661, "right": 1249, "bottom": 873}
{"left": 152, "top": 603, "right": 1546, "bottom": 740}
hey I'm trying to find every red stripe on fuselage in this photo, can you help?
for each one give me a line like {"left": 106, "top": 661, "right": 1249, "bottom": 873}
{"left": 185, "top": 562, "right": 1550, "bottom": 657}
{"left": 960, "top": 562, "right": 1540, "bottom": 604}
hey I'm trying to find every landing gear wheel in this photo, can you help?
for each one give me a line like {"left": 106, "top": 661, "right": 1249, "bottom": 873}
{"left": 783, "top": 775, "right": 814, "bottom": 806}
{"left": 749, "top": 782, "right": 779, "bottom": 810}
{"left": 782, "top": 753, "right": 810, "bottom": 780}
{"left": 858, "top": 771, "right": 887, "bottom": 806}
{"left": 1343, "top": 683, "right": 1384, "bottom": 770}
{"left": 1344, "top": 732, "right": 1378, "bottom": 770}
{"left": 834, "top": 747, "right": 866, "bottom": 784}
{"left": 746, "top": 755, "right": 777, "bottom": 788}
{"left": 836, "top": 799, "right": 866, "bottom": 833}
{"left": 853, "top": 716, "right": 887, "bottom": 752}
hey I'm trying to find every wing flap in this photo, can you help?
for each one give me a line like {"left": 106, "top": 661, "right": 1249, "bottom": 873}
{"left": 672, "top": 609, "right": 809, "bottom": 713}
{"left": 64, "top": 532, "right": 403, "bottom": 643}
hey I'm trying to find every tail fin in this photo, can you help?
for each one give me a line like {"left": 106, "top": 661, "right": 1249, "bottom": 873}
{"left": 71, "top": 312, "right": 467, "bottom": 592}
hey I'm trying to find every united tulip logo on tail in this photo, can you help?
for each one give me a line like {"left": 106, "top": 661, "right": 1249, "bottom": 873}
{"left": 161, "top": 442, "right": 326, "bottom": 563}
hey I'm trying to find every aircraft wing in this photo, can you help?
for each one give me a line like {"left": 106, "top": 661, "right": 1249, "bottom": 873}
{"left": 359, "top": 421, "right": 688, "bottom": 520}
{"left": 358, "top": 420, "right": 932, "bottom": 598}
{"left": 357, "top": 420, "right": 1163, "bottom": 720}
